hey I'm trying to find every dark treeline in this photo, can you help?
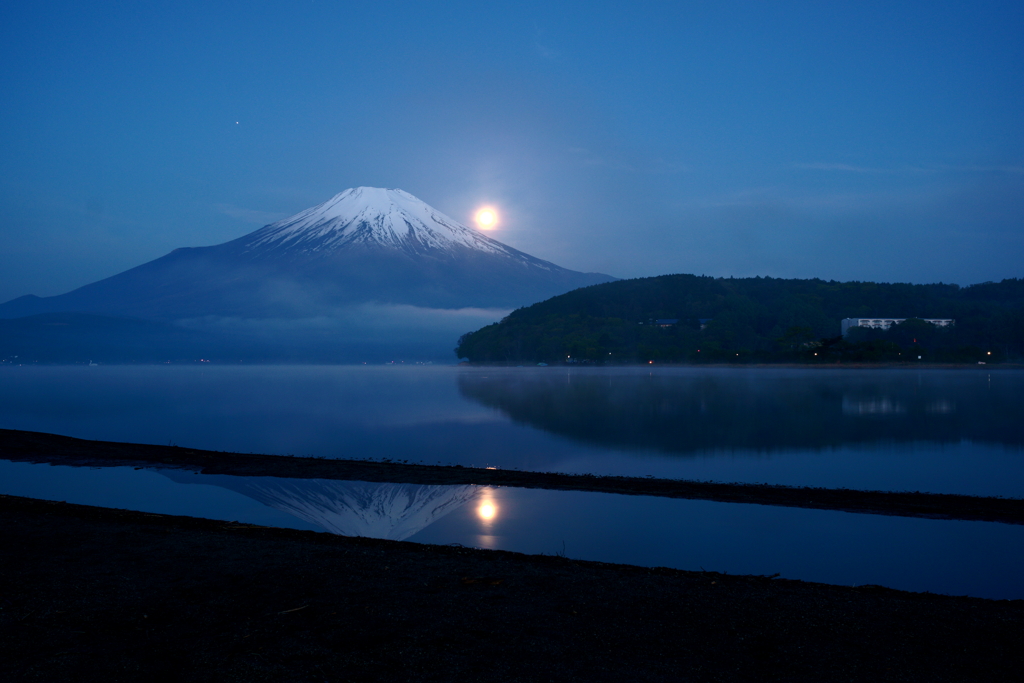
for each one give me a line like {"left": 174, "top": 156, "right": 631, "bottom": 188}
{"left": 455, "top": 275, "right": 1024, "bottom": 363}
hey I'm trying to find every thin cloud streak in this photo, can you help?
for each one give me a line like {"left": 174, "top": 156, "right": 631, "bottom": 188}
{"left": 794, "top": 162, "right": 1024, "bottom": 175}
{"left": 532, "top": 25, "right": 558, "bottom": 60}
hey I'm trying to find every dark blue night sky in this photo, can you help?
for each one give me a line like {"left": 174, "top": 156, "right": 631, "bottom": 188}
{"left": 2, "top": 0, "right": 1021, "bottom": 302}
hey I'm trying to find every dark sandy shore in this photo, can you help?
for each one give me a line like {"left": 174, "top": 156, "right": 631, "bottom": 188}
{"left": 2, "top": 494, "right": 1022, "bottom": 683}
{"left": 3, "top": 428, "right": 1023, "bottom": 525}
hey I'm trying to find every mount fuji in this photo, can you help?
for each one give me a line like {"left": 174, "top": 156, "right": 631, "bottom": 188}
{"left": 0, "top": 187, "right": 615, "bottom": 320}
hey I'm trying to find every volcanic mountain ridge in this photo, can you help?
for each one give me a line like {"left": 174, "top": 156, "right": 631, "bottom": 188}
{"left": 0, "top": 187, "right": 615, "bottom": 320}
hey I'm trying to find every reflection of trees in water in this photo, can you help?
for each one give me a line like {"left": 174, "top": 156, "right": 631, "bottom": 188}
{"left": 458, "top": 370, "right": 1024, "bottom": 454}
{"left": 162, "top": 472, "right": 479, "bottom": 540}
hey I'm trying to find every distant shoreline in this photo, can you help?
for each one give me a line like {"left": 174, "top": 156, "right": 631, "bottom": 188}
{"left": 459, "top": 361, "right": 1024, "bottom": 369}
{"left": 3, "top": 360, "right": 1022, "bottom": 368}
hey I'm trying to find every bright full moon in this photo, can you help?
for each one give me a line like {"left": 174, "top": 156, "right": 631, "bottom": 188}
{"left": 475, "top": 207, "right": 498, "bottom": 230}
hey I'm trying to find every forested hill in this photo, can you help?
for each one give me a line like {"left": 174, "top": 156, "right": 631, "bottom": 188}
{"left": 455, "top": 275, "right": 1024, "bottom": 363}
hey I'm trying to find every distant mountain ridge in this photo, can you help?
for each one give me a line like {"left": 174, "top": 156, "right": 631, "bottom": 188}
{"left": 0, "top": 187, "right": 615, "bottom": 320}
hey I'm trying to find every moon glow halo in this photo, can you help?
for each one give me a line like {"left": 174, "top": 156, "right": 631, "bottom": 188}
{"left": 475, "top": 207, "right": 498, "bottom": 230}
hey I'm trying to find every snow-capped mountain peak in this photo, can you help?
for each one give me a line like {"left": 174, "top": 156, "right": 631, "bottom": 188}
{"left": 244, "top": 187, "right": 512, "bottom": 256}
{"left": 0, "top": 185, "right": 616, "bottom": 321}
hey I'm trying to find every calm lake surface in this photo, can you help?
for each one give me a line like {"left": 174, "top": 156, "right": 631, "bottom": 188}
{"left": 2, "top": 365, "right": 1023, "bottom": 598}
{"left": 1, "top": 365, "right": 1021, "bottom": 495}
{"left": 3, "top": 460, "right": 1022, "bottom": 599}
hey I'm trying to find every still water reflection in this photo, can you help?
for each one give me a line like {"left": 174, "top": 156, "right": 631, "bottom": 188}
{"left": 457, "top": 366, "right": 1024, "bottom": 452}
{"left": 2, "top": 460, "right": 1022, "bottom": 600}
{"left": 161, "top": 472, "right": 477, "bottom": 541}
{"left": 0, "top": 365, "right": 1021, "bottom": 495}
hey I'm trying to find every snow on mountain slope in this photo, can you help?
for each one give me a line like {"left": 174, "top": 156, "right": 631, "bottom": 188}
{"left": 243, "top": 187, "right": 538, "bottom": 263}
{"left": 0, "top": 186, "right": 616, "bottom": 320}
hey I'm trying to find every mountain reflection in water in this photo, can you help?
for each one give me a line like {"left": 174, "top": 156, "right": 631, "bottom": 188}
{"left": 162, "top": 472, "right": 479, "bottom": 540}
{"left": 457, "top": 368, "right": 1024, "bottom": 454}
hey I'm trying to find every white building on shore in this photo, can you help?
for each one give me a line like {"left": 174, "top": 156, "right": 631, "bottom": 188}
{"left": 841, "top": 318, "right": 954, "bottom": 336}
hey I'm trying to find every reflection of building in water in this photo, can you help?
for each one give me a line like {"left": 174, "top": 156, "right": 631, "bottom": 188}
{"left": 841, "top": 318, "right": 954, "bottom": 336}
{"left": 842, "top": 397, "right": 906, "bottom": 416}
{"left": 926, "top": 400, "right": 956, "bottom": 415}
{"left": 162, "top": 472, "right": 479, "bottom": 541}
